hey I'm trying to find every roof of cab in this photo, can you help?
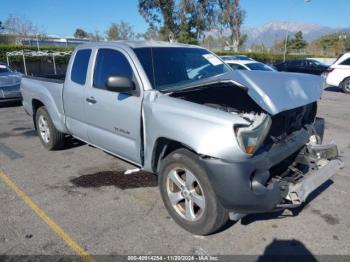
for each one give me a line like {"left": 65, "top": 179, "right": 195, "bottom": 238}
{"left": 76, "top": 40, "right": 201, "bottom": 49}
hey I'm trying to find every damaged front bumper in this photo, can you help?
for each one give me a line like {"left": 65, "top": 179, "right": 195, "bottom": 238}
{"left": 200, "top": 127, "right": 343, "bottom": 215}
{"left": 281, "top": 144, "right": 343, "bottom": 208}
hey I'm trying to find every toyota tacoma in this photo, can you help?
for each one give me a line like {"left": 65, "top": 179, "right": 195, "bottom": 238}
{"left": 21, "top": 41, "right": 343, "bottom": 235}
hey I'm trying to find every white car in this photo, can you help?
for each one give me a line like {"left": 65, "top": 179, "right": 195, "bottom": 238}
{"left": 326, "top": 53, "right": 350, "bottom": 93}
{"left": 224, "top": 59, "right": 276, "bottom": 72}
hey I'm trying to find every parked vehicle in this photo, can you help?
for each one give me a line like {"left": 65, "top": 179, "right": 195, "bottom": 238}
{"left": 274, "top": 59, "right": 329, "bottom": 75}
{"left": 0, "top": 63, "right": 22, "bottom": 103}
{"left": 224, "top": 59, "right": 276, "bottom": 71}
{"left": 325, "top": 53, "right": 350, "bottom": 93}
{"left": 21, "top": 41, "right": 343, "bottom": 235}
{"left": 220, "top": 55, "right": 254, "bottom": 61}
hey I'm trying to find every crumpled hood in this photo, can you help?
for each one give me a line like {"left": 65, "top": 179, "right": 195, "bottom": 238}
{"left": 226, "top": 70, "right": 323, "bottom": 115}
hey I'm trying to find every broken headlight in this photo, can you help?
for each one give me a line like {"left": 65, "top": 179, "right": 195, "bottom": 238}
{"left": 235, "top": 114, "right": 272, "bottom": 154}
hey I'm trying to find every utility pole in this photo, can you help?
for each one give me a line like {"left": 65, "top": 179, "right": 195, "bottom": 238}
{"left": 283, "top": 0, "right": 311, "bottom": 62}
{"left": 339, "top": 33, "right": 347, "bottom": 54}
{"left": 36, "top": 34, "right": 40, "bottom": 51}
{"left": 283, "top": 25, "right": 289, "bottom": 62}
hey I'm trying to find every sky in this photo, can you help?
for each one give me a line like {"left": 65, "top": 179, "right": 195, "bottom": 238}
{"left": 0, "top": 0, "right": 349, "bottom": 37}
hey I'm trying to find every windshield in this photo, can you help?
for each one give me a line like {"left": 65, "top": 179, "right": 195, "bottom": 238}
{"left": 134, "top": 47, "right": 231, "bottom": 91}
{"left": 0, "top": 65, "right": 11, "bottom": 74}
{"left": 245, "top": 62, "right": 274, "bottom": 71}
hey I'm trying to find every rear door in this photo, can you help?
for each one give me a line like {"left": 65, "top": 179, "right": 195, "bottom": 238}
{"left": 84, "top": 48, "right": 143, "bottom": 165}
{"left": 63, "top": 49, "right": 92, "bottom": 141}
{"left": 335, "top": 57, "right": 350, "bottom": 82}
{"left": 290, "top": 60, "right": 303, "bottom": 73}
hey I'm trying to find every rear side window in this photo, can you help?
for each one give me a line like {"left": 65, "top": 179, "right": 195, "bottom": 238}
{"left": 340, "top": 58, "right": 350, "bottom": 65}
{"left": 288, "top": 60, "right": 301, "bottom": 67}
{"left": 71, "top": 49, "right": 91, "bottom": 85}
{"left": 93, "top": 49, "right": 133, "bottom": 90}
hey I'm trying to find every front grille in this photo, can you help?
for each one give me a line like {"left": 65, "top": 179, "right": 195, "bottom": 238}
{"left": 266, "top": 102, "right": 317, "bottom": 142}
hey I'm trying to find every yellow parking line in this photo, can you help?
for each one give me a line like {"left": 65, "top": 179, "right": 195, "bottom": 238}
{"left": 0, "top": 170, "right": 95, "bottom": 262}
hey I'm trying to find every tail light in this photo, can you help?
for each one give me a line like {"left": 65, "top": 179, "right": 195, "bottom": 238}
{"left": 326, "top": 68, "right": 335, "bottom": 73}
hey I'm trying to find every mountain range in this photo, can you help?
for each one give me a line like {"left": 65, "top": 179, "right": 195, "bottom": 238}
{"left": 239, "top": 21, "right": 350, "bottom": 47}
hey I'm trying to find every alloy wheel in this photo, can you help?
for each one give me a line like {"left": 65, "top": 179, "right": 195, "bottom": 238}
{"left": 166, "top": 167, "right": 206, "bottom": 221}
{"left": 38, "top": 115, "right": 50, "bottom": 143}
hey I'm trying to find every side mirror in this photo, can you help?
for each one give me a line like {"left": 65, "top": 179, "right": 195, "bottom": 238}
{"left": 106, "top": 76, "right": 135, "bottom": 94}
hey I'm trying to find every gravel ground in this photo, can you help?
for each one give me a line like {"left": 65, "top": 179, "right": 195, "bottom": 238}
{"left": 0, "top": 87, "right": 349, "bottom": 259}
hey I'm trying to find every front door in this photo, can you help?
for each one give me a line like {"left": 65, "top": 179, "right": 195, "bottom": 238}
{"left": 84, "top": 48, "right": 143, "bottom": 165}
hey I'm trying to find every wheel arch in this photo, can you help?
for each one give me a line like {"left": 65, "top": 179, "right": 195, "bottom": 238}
{"left": 341, "top": 76, "right": 350, "bottom": 93}
{"left": 32, "top": 99, "right": 45, "bottom": 129}
{"left": 151, "top": 137, "right": 197, "bottom": 173}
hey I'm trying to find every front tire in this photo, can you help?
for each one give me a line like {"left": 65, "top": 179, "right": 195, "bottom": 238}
{"left": 35, "top": 107, "right": 65, "bottom": 150}
{"left": 159, "top": 149, "right": 228, "bottom": 235}
{"left": 341, "top": 77, "right": 350, "bottom": 94}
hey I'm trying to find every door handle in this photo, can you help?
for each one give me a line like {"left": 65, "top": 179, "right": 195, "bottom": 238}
{"left": 86, "top": 97, "right": 97, "bottom": 104}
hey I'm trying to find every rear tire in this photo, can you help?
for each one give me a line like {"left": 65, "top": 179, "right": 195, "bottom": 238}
{"left": 159, "top": 148, "right": 228, "bottom": 235}
{"left": 341, "top": 77, "right": 350, "bottom": 94}
{"left": 35, "top": 107, "right": 65, "bottom": 150}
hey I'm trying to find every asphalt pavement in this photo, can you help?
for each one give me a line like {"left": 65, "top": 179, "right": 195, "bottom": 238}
{"left": 0, "top": 86, "right": 350, "bottom": 259}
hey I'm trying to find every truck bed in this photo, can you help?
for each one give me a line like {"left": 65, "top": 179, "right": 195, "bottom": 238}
{"left": 24, "top": 74, "right": 66, "bottom": 83}
{"left": 21, "top": 74, "right": 67, "bottom": 133}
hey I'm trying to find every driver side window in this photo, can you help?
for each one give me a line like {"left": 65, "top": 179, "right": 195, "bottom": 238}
{"left": 93, "top": 49, "right": 133, "bottom": 90}
{"left": 307, "top": 60, "right": 315, "bottom": 67}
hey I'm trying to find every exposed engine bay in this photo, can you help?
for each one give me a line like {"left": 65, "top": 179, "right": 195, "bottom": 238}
{"left": 170, "top": 83, "right": 342, "bottom": 211}
{"left": 170, "top": 83, "right": 318, "bottom": 146}
{"left": 170, "top": 83, "right": 263, "bottom": 114}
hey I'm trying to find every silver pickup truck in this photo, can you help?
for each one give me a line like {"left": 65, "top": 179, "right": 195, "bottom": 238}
{"left": 21, "top": 41, "right": 343, "bottom": 235}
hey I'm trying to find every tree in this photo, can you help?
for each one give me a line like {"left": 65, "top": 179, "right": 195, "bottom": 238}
{"left": 138, "top": 0, "right": 216, "bottom": 44}
{"left": 106, "top": 21, "right": 135, "bottom": 40}
{"left": 0, "top": 20, "right": 16, "bottom": 44}
{"left": 177, "top": 0, "right": 217, "bottom": 43}
{"left": 74, "top": 28, "right": 89, "bottom": 39}
{"left": 309, "top": 32, "right": 350, "bottom": 55}
{"left": 218, "top": 0, "right": 246, "bottom": 51}
{"left": 251, "top": 42, "right": 267, "bottom": 53}
{"left": 4, "top": 14, "right": 38, "bottom": 39}
{"left": 239, "top": 33, "right": 247, "bottom": 48}
{"left": 138, "top": 0, "right": 177, "bottom": 41}
{"left": 142, "top": 26, "right": 160, "bottom": 40}
{"left": 202, "top": 35, "right": 216, "bottom": 49}
{"left": 271, "top": 32, "right": 308, "bottom": 55}
{"left": 118, "top": 21, "right": 135, "bottom": 40}
{"left": 288, "top": 31, "right": 307, "bottom": 50}
{"left": 88, "top": 31, "right": 103, "bottom": 41}
{"left": 106, "top": 23, "right": 120, "bottom": 40}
